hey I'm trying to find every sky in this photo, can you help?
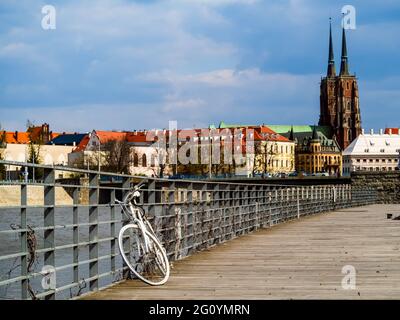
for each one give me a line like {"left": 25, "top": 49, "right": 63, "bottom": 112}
{"left": 0, "top": 0, "right": 399, "bottom": 132}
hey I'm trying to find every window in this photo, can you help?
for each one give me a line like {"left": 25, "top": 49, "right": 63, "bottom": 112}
{"left": 150, "top": 155, "right": 156, "bottom": 167}
{"left": 142, "top": 154, "right": 147, "bottom": 167}
{"left": 133, "top": 153, "right": 139, "bottom": 167}
{"left": 380, "top": 149, "right": 385, "bottom": 153}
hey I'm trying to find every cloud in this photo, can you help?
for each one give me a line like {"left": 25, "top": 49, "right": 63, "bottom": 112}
{"left": 0, "top": 0, "right": 399, "bottom": 131}
{"left": 187, "top": 0, "right": 259, "bottom": 6}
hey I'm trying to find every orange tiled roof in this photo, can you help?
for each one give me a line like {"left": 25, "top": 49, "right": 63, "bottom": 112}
{"left": 73, "top": 134, "right": 90, "bottom": 152}
{"left": 385, "top": 128, "right": 400, "bottom": 134}
{"left": 126, "top": 131, "right": 155, "bottom": 143}
{"left": 95, "top": 131, "right": 127, "bottom": 144}
{"left": 125, "top": 126, "right": 290, "bottom": 143}
{"left": 1, "top": 131, "right": 61, "bottom": 144}
{"left": 1, "top": 131, "right": 31, "bottom": 144}
{"left": 51, "top": 132, "right": 61, "bottom": 139}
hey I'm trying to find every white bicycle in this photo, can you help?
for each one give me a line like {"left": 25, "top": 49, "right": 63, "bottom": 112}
{"left": 116, "top": 181, "right": 170, "bottom": 286}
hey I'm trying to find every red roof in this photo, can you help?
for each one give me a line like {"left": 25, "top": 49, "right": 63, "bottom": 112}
{"left": 71, "top": 126, "right": 290, "bottom": 152}
{"left": 126, "top": 131, "right": 156, "bottom": 143}
{"left": 385, "top": 128, "right": 400, "bottom": 134}
{"left": 95, "top": 131, "right": 127, "bottom": 144}
{"left": 1, "top": 131, "right": 31, "bottom": 144}
{"left": 73, "top": 134, "right": 90, "bottom": 152}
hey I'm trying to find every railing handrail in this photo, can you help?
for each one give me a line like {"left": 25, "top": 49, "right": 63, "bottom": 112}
{"left": 0, "top": 160, "right": 330, "bottom": 188}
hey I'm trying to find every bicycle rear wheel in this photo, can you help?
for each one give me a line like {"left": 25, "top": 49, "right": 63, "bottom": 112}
{"left": 118, "top": 224, "right": 170, "bottom": 286}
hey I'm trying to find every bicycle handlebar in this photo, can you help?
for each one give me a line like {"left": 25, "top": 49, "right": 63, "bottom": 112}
{"left": 133, "top": 179, "right": 147, "bottom": 190}
{"left": 118, "top": 179, "right": 148, "bottom": 205}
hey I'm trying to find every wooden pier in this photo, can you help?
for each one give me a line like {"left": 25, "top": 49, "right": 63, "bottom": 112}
{"left": 85, "top": 204, "right": 400, "bottom": 300}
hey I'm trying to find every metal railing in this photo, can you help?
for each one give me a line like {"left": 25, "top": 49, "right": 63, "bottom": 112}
{"left": 0, "top": 160, "right": 378, "bottom": 300}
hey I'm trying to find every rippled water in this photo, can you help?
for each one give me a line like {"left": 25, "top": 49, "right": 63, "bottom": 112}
{"left": 0, "top": 206, "right": 125, "bottom": 300}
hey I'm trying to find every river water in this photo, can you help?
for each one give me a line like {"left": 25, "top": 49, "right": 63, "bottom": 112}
{"left": 0, "top": 206, "right": 125, "bottom": 300}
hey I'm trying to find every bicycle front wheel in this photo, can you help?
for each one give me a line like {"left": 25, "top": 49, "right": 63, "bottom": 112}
{"left": 118, "top": 224, "right": 170, "bottom": 286}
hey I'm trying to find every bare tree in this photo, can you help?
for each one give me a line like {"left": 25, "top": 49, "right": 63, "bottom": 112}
{"left": 23, "top": 143, "right": 43, "bottom": 181}
{"left": 102, "top": 139, "right": 132, "bottom": 174}
{"left": 0, "top": 148, "right": 5, "bottom": 180}
{"left": 26, "top": 119, "right": 34, "bottom": 129}
{"left": 0, "top": 124, "right": 6, "bottom": 180}
{"left": 253, "top": 141, "right": 278, "bottom": 177}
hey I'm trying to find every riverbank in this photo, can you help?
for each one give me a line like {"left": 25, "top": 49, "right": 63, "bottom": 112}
{"left": 0, "top": 185, "right": 73, "bottom": 206}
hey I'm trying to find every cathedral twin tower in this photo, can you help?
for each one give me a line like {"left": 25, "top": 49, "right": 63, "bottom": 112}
{"left": 319, "top": 21, "right": 362, "bottom": 150}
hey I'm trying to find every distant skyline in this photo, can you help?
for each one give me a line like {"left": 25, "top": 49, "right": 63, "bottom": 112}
{"left": 1, "top": 0, "right": 399, "bottom": 132}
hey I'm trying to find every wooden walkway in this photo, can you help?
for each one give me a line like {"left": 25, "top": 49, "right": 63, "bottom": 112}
{"left": 85, "top": 204, "right": 400, "bottom": 300}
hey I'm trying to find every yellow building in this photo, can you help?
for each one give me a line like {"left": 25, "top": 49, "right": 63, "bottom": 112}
{"left": 252, "top": 126, "right": 295, "bottom": 175}
{"left": 289, "top": 126, "right": 342, "bottom": 176}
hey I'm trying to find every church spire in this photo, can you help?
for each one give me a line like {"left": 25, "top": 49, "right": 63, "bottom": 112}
{"left": 327, "top": 18, "right": 336, "bottom": 77}
{"left": 340, "top": 24, "right": 350, "bottom": 76}
{"left": 289, "top": 125, "right": 294, "bottom": 141}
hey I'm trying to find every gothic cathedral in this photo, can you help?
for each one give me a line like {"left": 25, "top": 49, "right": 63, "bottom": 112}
{"left": 319, "top": 21, "right": 362, "bottom": 150}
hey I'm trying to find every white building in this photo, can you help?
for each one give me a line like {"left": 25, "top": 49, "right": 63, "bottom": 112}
{"left": 343, "top": 129, "right": 400, "bottom": 175}
{"left": 2, "top": 144, "right": 74, "bottom": 179}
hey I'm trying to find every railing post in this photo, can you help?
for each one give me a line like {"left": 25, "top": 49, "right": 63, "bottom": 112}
{"left": 121, "top": 177, "right": 131, "bottom": 279}
{"left": 297, "top": 187, "right": 300, "bottom": 219}
{"left": 233, "top": 185, "right": 240, "bottom": 238}
{"left": 72, "top": 185, "right": 79, "bottom": 293}
{"left": 212, "top": 184, "right": 221, "bottom": 245}
{"left": 43, "top": 167, "right": 55, "bottom": 300}
{"left": 88, "top": 172, "right": 99, "bottom": 292}
{"left": 20, "top": 183, "right": 28, "bottom": 300}
{"left": 242, "top": 185, "right": 249, "bottom": 235}
{"left": 200, "top": 183, "right": 207, "bottom": 249}
{"left": 187, "top": 183, "right": 194, "bottom": 255}
{"left": 110, "top": 188, "right": 116, "bottom": 276}
{"left": 169, "top": 182, "right": 180, "bottom": 260}
{"left": 268, "top": 189, "right": 273, "bottom": 227}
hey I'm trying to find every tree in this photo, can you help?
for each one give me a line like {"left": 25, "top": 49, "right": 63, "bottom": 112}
{"left": 26, "top": 119, "right": 34, "bottom": 129}
{"left": 102, "top": 139, "right": 132, "bottom": 174}
{"left": 253, "top": 141, "right": 278, "bottom": 177}
{"left": 0, "top": 124, "right": 6, "bottom": 180}
{"left": 26, "top": 143, "right": 43, "bottom": 181}
{"left": 0, "top": 149, "right": 5, "bottom": 180}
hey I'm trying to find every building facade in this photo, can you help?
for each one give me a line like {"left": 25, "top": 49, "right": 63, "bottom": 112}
{"left": 251, "top": 126, "right": 295, "bottom": 175}
{"left": 283, "top": 126, "right": 342, "bottom": 176}
{"left": 343, "top": 129, "right": 400, "bottom": 175}
{"left": 1, "top": 144, "right": 74, "bottom": 179}
{"left": 319, "top": 22, "right": 362, "bottom": 150}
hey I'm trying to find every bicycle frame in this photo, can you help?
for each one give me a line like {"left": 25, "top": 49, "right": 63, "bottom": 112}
{"left": 116, "top": 189, "right": 154, "bottom": 254}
